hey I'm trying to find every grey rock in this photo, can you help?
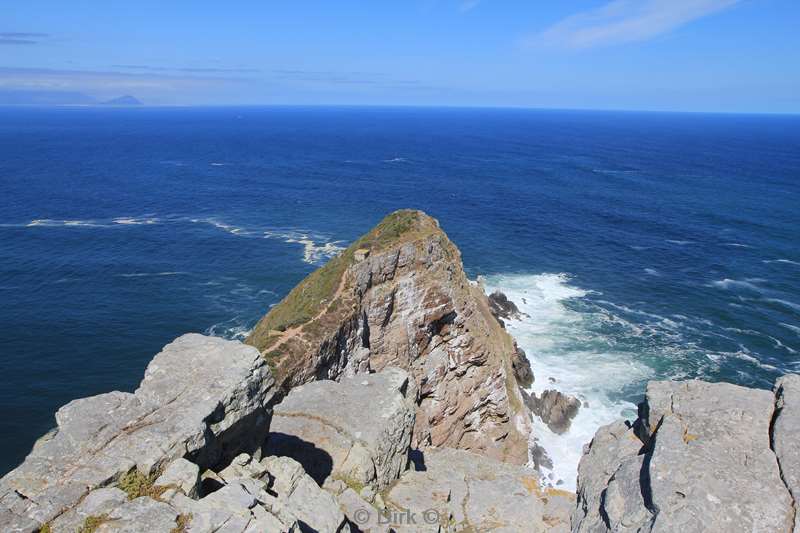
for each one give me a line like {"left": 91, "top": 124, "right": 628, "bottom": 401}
{"left": 512, "top": 343, "right": 534, "bottom": 388}
{"left": 526, "top": 389, "right": 581, "bottom": 434}
{"left": 97, "top": 496, "right": 179, "bottom": 532}
{"left": 573, "top": 378, "right": 798, "bottom": 533}
{"left": 155, "top": 458, "right": 201, "bottom": 499}
{"left": 48, "top": 488, "right": 128, "bottom": 533}
{"left": 337, "top": 488, "right": 391, "bottom": 533}
{"left": 773, "top": 374, "right": 800, "bottom": 533}
{"left": 384, "top": 447, "right": 573, "bottom": 532}
{"left": 0, "top": 334, "right": 275, "bottom": 528}
{"left": 266, "top": 367, "right": 416, "bottom": 492}
{"left": 488, "top": 290, "right": 522, "bottom": 321}
{"left": 261, "top": 455, "right": 350, "bottom": 533}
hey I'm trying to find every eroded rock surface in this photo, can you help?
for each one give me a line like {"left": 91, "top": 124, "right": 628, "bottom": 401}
{"left": 383, "top": 447, "right": 574, "bottom": 532}
{"left": 266, "top": 367, "right": 416, "bottom": 493}
{"left": 0, "top": 334, "right": 275, "bottom": 531}
{"left": 573, "top": 378, "right": 800, "bottom": 533}
{"left": 246, "top": 210, "right": 532, "bottom": 464}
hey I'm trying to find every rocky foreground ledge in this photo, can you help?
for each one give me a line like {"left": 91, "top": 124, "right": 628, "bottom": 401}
{"left": 1, "top": 210, "right": 798, "bottom": 532}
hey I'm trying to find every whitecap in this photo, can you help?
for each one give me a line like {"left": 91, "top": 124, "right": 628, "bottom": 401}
{"left": 113, "top": 216, "right": 159, "bottom": 225}
{"left": 780, "top": 323, "right": 800, "bottom": 336}
{"left": 382, "top": 157, "right": 407, "bottom": 163}
{"left": 210, "top": 162, "right": 226, "bottom": 166}
{"left": 721, "top": 242, "right": 753, "bottom": 248}
{"left": 117, "top": 271, "right": 187, "bottom": 278}
{"left": 709, "top": 278, "right": 764, "bottom": 292}
{"left": 644, "top": 268, "right": 660, "bottom": 276}
{"left": 27, "top": 219, "right": 106, "bottom": 228}
{"left": 666, "top": 239, "right": 694, "bottom": 245}
{"left": 190, "top": 218, "right": 249, "bottom": 236}
{"left": 763, "top": 259, "right": 800, "bottom": 266}
{"left": 764, "top": 298, "right": 800, "bottom": 313}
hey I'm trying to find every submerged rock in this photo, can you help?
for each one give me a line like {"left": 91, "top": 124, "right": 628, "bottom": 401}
{"left": 572, "top": 378, "right": 799, "bottom": 533}
{"left": 246, "top": 210, "right": 532, "bottom": 464}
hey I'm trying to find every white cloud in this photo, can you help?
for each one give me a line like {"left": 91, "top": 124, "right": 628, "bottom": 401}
{"left": 459, "top": 0, "right": 481, "bottom": 13}
{"left": 534, "top": 0, "right": 740, "bottom": 49}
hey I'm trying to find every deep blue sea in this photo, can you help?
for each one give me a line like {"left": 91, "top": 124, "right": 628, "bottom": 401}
{"left": 1, "top": 107, "right": 798, "bottom": 484}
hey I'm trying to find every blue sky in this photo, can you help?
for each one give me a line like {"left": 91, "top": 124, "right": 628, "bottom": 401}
{"left": 2, "top": 0, "right": 798, "bottom": 112}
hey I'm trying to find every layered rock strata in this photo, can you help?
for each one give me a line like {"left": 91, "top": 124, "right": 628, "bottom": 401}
{"left": 246, "top": 209, "right": 532, "bottom": 463}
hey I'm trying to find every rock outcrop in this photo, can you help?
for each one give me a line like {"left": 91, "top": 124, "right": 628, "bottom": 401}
{"left": 572, "top": 378, "right": 800, "bottom": 533}
{"left": 488, "top": 290, "right": 523, "bottom": 323}
{"left": 0, "top": 334, "right": 275, "bottom": 531}
{"left": 382, "top": 447, "right": 574, "bottom": 532}
{"left": 266, "top": 367, "right": 416, "bottom": 493}
{"left": 525, "top": 389, "right": 581, "bottom": 435}
{"left": 246, "top": 210, "right": 532, "bottom": 464}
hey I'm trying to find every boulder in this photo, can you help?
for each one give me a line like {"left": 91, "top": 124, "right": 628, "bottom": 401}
{"left": 383, "top": 447, "right": 573, "bottom": 532}
{"left": 512, "top": 342, "right": 534, "bottom": 388}
{"left": 487, "top": 290, "right": 522, "bottom": 321}
{"left": 525, "top": 389, "right": 581, "bottom": 434}
{"left": 266, "top": 367, "right": 416, "bottom": 492}
{"left": 0, "top": 334, "right": 275, "bottom": 530}
{"left": 572, "top": 378, "right": 799, "bottom": 533}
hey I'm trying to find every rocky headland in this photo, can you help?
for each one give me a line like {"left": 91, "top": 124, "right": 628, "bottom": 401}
{"left": 1, "top": 209, "right": 797, "bottom": 532}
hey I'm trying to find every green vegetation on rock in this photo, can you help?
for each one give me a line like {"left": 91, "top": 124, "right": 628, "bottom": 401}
{"left": 117, "top": 468, "right": 168, "bottom": 500}
{"left": 246, "top": 209, "right": 440, "bottom": 352}
{"left": 78, "top": 514, "right": 109, "bottom": 533}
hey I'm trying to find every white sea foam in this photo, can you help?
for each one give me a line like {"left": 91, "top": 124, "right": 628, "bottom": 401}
{"left": 190, "top": 218, "right": 249, "bottom": 236}
{"left": 113, "top": 216, "right": 159, "bottom": 225}
{"left": 721, "top": 242, "right": 753, "bottom": 248}
{"left": 263, "top": 230, "right": 345, "bottom": 265}
{"left": 666, "top": 239, "right": 693, "bottom": 245}
{"left": 709, "top": 278, "right": 764, "bottom": 292}
{"left": 781, "top": 323, "right": 800, "bottom": 336}
{"left": 763, "top": 259, "right": 800, "bottom": 266}
{"left": 117, "top": 271, "right": 186, "bottom": 278}
{"left": 382, "top": 157, "right": 407, "bottom": 163}
{"left": 27, "top": 219, "right": 106, "bottom": 227}
{"left": 644, "top": 268, "right": 660, "bottom": 276}
{"left": 482, "top": 273, "right": 652, "bottom": 491}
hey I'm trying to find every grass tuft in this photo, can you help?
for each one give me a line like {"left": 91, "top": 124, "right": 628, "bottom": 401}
{"left": 78, "top": 514, "right": 109, "bottom": 533}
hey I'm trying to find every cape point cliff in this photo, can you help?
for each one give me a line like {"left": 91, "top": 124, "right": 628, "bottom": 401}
{"left": 1, "top": 209, "right": 798, "bottom": 533}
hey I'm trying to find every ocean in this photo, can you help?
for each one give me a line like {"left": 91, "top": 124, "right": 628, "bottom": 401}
{"left": 1, "top": 106, "right": 798, "bottom": 487}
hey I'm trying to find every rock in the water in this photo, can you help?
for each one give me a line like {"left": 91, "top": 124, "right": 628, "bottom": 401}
{"left": 246, "top": 210, "right": 532, "bottom": 464}
{"left": 383, "top": 447, "right": 574, "bottom": 532}
{"left": 487, "top": 290, "right": 522, "bottom": 321}
{"left": 266, "top": 367, "right": 416, "bottom": 492}
{"left": 525, "top": 389, "right": 581, "bottom": 434}
{"left": 512, "top": 342, "right": 534, "bottom": 388}
{"left": 0, "top": 334, "right": 275, "bottom": 530}
{"left": 572, "top": 378, "right": 799, "bottom": 533}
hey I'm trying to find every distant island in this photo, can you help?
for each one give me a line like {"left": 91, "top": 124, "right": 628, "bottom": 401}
{"left": 0, "top": 90, "right": 144, "bottom": 106}
{"left": 101, "top": 95, "right": 143, "bottom": 106}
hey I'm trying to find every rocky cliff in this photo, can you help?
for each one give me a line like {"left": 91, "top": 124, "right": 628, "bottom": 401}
{"left": 572, "top": 376, "right": 800, "bottom": 533}
{"left": 245, "top": 209, "right": 532, "bottom": 464}
{"left": 2, "top": 209, "right": 799, "bottom": 533}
